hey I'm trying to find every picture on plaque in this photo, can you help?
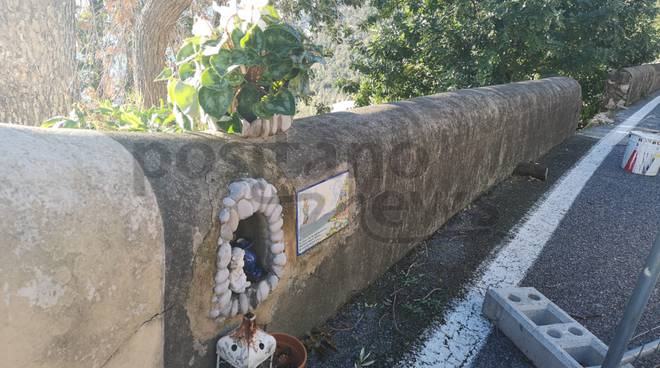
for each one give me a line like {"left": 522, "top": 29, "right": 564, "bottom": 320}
{"left": 296, "top": 171, "right": 350, "bottom": 255}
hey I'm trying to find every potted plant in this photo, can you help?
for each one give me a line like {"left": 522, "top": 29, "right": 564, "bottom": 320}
{"left": 158, "top": 0, "right": 324, "bottom": 137}
{"left": 271, "top": 332, "right": 307, "bottom": 368}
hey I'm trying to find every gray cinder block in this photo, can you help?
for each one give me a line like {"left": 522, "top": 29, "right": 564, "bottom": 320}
{"left": 482, "top": 287, "right": 634, "bottom": 368}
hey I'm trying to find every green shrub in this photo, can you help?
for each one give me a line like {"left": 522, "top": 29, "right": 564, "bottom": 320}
{"left": 41, "top": 99, "right": 179, "bottom": 132}
{"left": 351, "top": 0, "right": 660, "bottom": 123}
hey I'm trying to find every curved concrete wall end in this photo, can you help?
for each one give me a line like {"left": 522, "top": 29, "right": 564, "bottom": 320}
{"left": 0, "top": 127, "right": 166, "bottom": 368}
{"left": 604, "top": 63, "right": 660, "bottom": 108}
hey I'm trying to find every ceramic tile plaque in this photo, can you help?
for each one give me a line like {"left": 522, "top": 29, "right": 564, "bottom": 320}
{"left": 296, "top": 171, "right": 350, "bottom": 255}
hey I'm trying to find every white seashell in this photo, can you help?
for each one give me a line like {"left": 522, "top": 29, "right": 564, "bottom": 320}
{"left": 269, "top": 218, "right": 284, "bottom": 232}
{"left": 230, "top": 298, "right": 239, "bottom": 317}
{"left": 219, "top": 208, "right": 230, "bottom": 223}
{"left": 251, "top": 183, "right": 263, "bottom": 205}
{"left": 214, "top": 268, "right": 230, "bottom": 284}
{"left": 228, "top": 208, "right": 239, "bottom": 232}
{"left": 272, "top": 252, "right": 287, "bottom": 266}
{"left": 270, "top": 242, "right": 285, "bottom": 254}
{"left": 210, "top": 307, "right": 221, "bottom": 318}
{"left": 271, "top": 265, "right": 285, "bottom": 277}
{"left": 222, "top": 197, "right": 235, "bottom": 208}
{"left": 236, "top": 199, "right": 254, "bottom": 220}
{"left": 255, "top": 180, "right": 268, "bottom": 211}
{"left": 267, "top": 274, "right": 279, "bottom": 290}
{"left": 264, "top": 194, "right": 279, "bottom": 216}
{"left": 261, "top": 119, "right": 271, "bottom": 138}
{"left": 257, "top": 280, "right": 270, "bottom": 302}
{"left": 238, "top": 293, "right": 249, "bottom": 314}
{"left": 264, "top": 202, "right": 277, "bottom": 218}
{"left": 281, "top": 115, "right": 292, "bottom": 132}
{"left": 219, "top": 301, "right": 232, "bottom": 317}
{"left": 252, "top": 119, "right": 262, "bottom": 136}
{"left": 218, "top": 243, "right": 232, "bottom": 267}
{"left": 270, "top": 230, "right": 284, "bottom": 243}
{"left": 217, "top": 290, "right": 232, "bottom": 308}
{"left": 268, "top": 205, "right": 283, "bottom": 222}
{"left": 251, "top": 196, "right": 263, "bottom": 214}
{"left": 220, "top": 223, "right": 234, "bottom": 241}
{"left": 214, "top": 280, "right": 229, "bottom": 295}
{"left": 229, "top": 181, "right": 249, "bottom": 201}
{"left": 214, "top": 278, "right": 229, "bottom": 294}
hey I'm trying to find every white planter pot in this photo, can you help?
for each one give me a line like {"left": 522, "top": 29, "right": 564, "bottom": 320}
{"left": 241, "top": 114, "right": 293, "bottom": 138}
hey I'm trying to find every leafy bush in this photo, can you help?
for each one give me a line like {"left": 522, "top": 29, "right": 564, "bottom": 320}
{"left": 41, "top": 99, "right": 179, "bottom": 132}
{"left": 351, "top": 0, "right": 660, "bottom": 123}
{"left": 161, "top": 0, "right": 324, "bottom": 134}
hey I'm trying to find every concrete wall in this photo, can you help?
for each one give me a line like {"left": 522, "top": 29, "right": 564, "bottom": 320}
{"left": 604, "top": 63, "right": 660, "bottom": 108}
{"left": 0, "top": 77, "right": 581, "bottom": 367}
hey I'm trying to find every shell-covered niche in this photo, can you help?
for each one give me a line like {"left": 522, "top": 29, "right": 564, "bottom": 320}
{"left": 210, "top": 178, "right": 285, "bottom": 321}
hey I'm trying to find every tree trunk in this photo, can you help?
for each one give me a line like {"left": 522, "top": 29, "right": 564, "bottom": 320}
{"left": 98, "top": 0, "right": 138, "bottom": 104}
{"left": 133, "top": 0, "right": 192, "bottom": 108}
{"left": 0, "top": 0, "right": 77, "bottom": 125}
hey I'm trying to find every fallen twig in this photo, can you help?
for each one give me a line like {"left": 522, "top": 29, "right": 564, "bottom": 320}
{"left": 632, "top": 323, "right": 660, "bottom": 341}
{"left": 329, "top": 313, "right": 364, "bottom": 332}
{"left": 417, "top": 288, "right": 443, "bottom": 302}
{"left": 392, "top": 293, "right": 402, "bottom": 334}
{"left": 571, "top": 313, "right": 604, "bottom": 321}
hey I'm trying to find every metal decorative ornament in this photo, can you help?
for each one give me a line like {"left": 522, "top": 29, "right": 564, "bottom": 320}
{"left": 216, "top": 313, "right": 276, "bottom": 368}
{"left": 211, "top": 178, "right": 286, "bottom": 321}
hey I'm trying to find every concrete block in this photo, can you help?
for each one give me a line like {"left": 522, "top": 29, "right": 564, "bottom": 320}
{"left": 482, "top": 287, "right": 634, "bottom": 368}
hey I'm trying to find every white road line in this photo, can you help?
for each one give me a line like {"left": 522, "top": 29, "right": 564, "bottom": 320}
{"left": 400, "top": 96, "right": 660, "bottom": 368}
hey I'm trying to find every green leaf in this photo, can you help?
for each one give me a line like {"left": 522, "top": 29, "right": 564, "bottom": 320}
{"left": 179, "top": 61, "right": 196, "bottom": 80}
{"left": 198, "top": 87, "right": 233, "bottom": 119}
{"left": 252, "top": 101, "right": 273, "bottom": 118}
{"left": 41, "top": 116, "right": 76, "bottom": 128}
{"left": 261, "top": 89, "right": 295, "bottom": 116}
{"left": 168, "top": 80, "right": 197, "bottom": 112}
{"left": 241, "top": 25, "right": 264, "bottom": 52}
{"left": 217, "top": 113, "right": 243, "bottom": 134}
{"left": 210, "top": 49, "right": 233, "bottom": 74}
{"left": 201, "top": 68, "right": 229, "bottom": 91}
{"left": 231, "top": 28, "right": 245, "bottom": 48}
{"left": 264, "top": 55, "right": 293, "bottom": 80}
{"left": 264, "top": 24, "right": 302, "bottom": 54}
{"left": 173, "top": 105, "right": 194, "bottom": 130}
{"left": 176, "top": 38, "right": 199, "bottom": 62}
{"left": 231, "top": 49, "right": 253, "bottom": 66}
{"left": 236, "top": 84, "right": 264, "bottom": 122}
{"left": 154, "top": 67, "right": 173, "bottom": 82}
{"left": 225, "top": 67, "right": 245, "bottom": 87}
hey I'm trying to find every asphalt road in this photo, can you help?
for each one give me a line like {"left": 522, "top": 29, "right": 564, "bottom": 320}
{"left": 473, "top": 98, "right": 660, "bottom": 368}
{"left": 308, "top": 95, "right": 660, "bottom": 368}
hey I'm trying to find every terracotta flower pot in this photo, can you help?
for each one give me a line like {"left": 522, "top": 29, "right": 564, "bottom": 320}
{"left": 271, "top": 333, "right": 307, "bottom": 368}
